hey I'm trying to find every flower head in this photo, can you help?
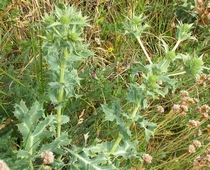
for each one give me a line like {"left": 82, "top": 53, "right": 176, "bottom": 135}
{"left": 156, "top": 106, "right": 164, "bottom": 113}
{"left": 189, "top": 144, "right": 196, "bottom": 153}
{"left": 172, "top": 104, "right": 180, "bottom": 113}
{"left": 142, "top": 154, "right": 152, "bottom": 164}
{"left": 41, "top": 150, "right": 54, "bottom": 165}
{"left": 189, "top": 120, "right": 200, "bottom": 128}
{"left": 180, "top": 90, "right": 189, "bottom": 97}
{"left": 0, "top": 160, "right": 10, "bottom": 170}
{"left": 193, "top": 140, "right": 202, "bottom": 148}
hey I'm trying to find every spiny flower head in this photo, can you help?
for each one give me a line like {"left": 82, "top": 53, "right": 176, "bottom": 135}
{"left": 184, "top": 56, "right": 204, "bottom": 78}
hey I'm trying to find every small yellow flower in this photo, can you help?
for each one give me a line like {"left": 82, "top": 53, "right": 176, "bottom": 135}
{"left": 107, "top": 47, "right": 114, "bottom": 52}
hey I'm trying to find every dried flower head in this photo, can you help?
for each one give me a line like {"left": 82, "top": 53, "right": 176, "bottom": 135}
{"left": 189, "top": 144, "right": 196, "bottom": 153}
{"left": 41, "top": 150, "right": 54, "bottom": 165}
{"left": 195, "top": 78, "right": 203, "bottom": 85}
{"left": 193, "top": 140, "right": 202, "bottom": 148}
{"left": 181, "top": 96, "right": 189, "bottom": 102}
{"left": 195, "top": 106, "right": 201, "bottom": 113}
{"left": 156, "top": 106, "right": 164, "bottom": 113}
{"left": 206, "top": 148, "right": 210, "bottom": 154}
{"left": 193, "top": 159, "right": 201, "bottom": 169}
{"left": 180, "top": 104, "right": 189, "bottom": 112}
{"left": 0, "top": 160, "right": 10, "bottom": 170}
{"left": 201, "top": 104, "right": 210, "bottom": 113}
{"left": 181, "top": 90, "right": 189, "bottom": 97}
{"left": 197, "top": 0, "right": 204, "bottom": 7}
{"left": 189, "top": 120, "right": 200, "bottom": 128}
{"left": 193, "top": 156, "right": 202, "bottom": 169}
{"left": 200, "top": 73, "right": 207, "bottom": 80}
{"left": 180, "top": 111, "right": 187, "bottom": 117}
{"left": 187, "top": 98, "right": 196, "bottom": 105}
{"left": 142, "top": 154, "right": 152, "bottom": 164}
{"left": 172, "top": 104, "right": 180, "bottom": 113}
{"left": 204, "top": 154, "right": 210, "bottom": 162}
{"left": 201, "top": 112, "right": 209, "bottom": 118}
{"left": 197, "top": 129, "right": 202, "bottom": 136}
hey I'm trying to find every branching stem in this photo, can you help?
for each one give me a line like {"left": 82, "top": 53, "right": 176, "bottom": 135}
{"left": 136, "top": 36, "right": 153, "bottom": 65}
{"left": 109, "top": 103, "right": 140, "bottom": 154}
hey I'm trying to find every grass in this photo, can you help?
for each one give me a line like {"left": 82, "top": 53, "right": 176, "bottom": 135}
{"left": 0, "top": 0, "right": 210, "bottom": 169}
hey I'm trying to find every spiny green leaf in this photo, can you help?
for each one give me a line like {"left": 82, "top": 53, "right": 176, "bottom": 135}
{"left": 40, "top": 133, "right": 71, "bottom": 155}
{"left": 14, "top": 100, "right": 28, "bottom": 120}
{"left": 101, "top": 104, "right": 117, "bottom": 121}
{"left": 113, "top": 140, "right": 138, "bottom": 159}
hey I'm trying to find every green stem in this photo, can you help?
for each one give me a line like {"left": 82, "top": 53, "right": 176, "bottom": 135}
{"left": 29, "top": 160, "right": 33, "bottom": 170}
{"left": 173, "top": 39, "right": 181, "bottom": 51}
{"left": 56, "top": 47, "right": 68, "bottom": 138}
{"left": 109, "top": 103, "right": 140, "bottom": 154}
{"left": 136, "top": 36, "right": 153, "bottom": 65}
{"left": 166, "top": 70, "right": 186, "bottom": 77}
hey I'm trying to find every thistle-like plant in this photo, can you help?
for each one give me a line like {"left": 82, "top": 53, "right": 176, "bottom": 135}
{"left": 12, "top": 5, "right": 210, "bottom": 170}
{"left": 40, "top": 5, "right": 93, "bottom": 138}
{"left": 13, "top": 4, "right": 94, "bottom": 169}
{"left": 101, "top": 14, "right": 210, "bottom": 165}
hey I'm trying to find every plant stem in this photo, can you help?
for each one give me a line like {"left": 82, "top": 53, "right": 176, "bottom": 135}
{"left": 136, "top": 36, "right": 153, "bottom": 65}
{"left": 109, "top": 133, "right": 123, "bottom": 154}
{"left": 29, "top": 160, "right": 33, "bottom": 170}
{"left": 109, "top": 103, "right": 140, "bottom": 154}
{"left": 173, "top": 40, "right": 181, "bottom": 51}
{"left": 167, "top": 70, "right": 186, "bottom": 77}
{"left": 56, "top": 47, "right": 68, "bottom": 138}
